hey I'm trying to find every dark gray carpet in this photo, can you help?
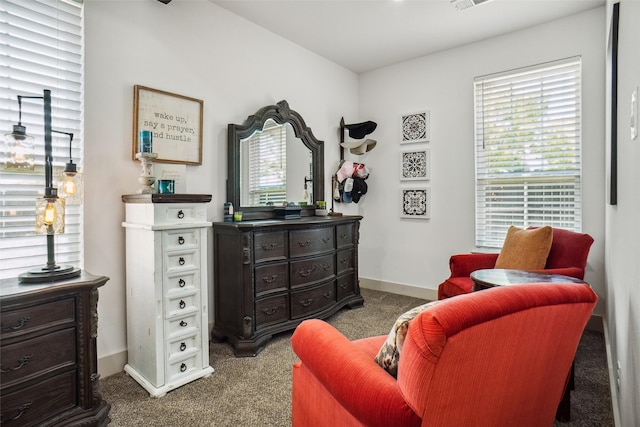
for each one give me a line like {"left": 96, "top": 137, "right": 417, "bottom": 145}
{"left": 101, "top": 289, "right": 613, "bottom": 426}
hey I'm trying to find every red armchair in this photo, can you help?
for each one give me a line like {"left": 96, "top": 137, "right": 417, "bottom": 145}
{"left": 438, "top": 227, "right": 594, "bottom": 300}
{"left": 291, "top": 283, "right": 597, "bottom": 427}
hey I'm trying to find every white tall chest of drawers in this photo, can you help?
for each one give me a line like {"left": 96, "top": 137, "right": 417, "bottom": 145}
{"left": 121, "top": 194, "right": 214, "bottom": 397}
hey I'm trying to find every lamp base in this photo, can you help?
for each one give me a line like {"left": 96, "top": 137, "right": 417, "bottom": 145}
{"left": 19, "top": 265, "right": 81, "bottom": 284}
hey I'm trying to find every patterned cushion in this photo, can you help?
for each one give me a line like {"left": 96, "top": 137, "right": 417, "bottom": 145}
{"left": 374, "top": 300, "right": 441, "bottom": 377}
{"left": 495, "top": 225, "right": 553, "bottom": 270}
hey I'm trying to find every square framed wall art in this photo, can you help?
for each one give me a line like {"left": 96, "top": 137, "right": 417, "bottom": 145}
{"left": 401, "top": 148, "right": 430, "bottom": 181}
{"left": 401, "top": 110, "right": 430, "bottom": 143}
{"left": 400, "top": 187, "right": 431, "bottom": 219}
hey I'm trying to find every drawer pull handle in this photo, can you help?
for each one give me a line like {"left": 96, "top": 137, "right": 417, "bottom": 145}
{"left": 323, "top": 291, "right": 333, "bottom": 299}
{"left": 180, "top": 342, "right": 187, "bottom": 351}
{"left": 321, "top": 263, "right": 331, "bottom": 271}
{"left": 0, "top": 355, "right": 33, "bottom": 373}
{"left": 340, "top": 283, "right": 347, "bottom": 289}
{"left": 178, "top": 236, "right": 185, "bottom": 245}
{"left": 262, "top": 275, "right": 277, "bottom": 283}
{"left": 178, "top": 278, "right": 186, "bottom": 287}
{"left": 179, "top": 300, "right": 186, "bottom": 309}
{"left": 4, "top": 403, "right": 31, "bottom": 422}
{"left": 1, "top": 316, "right": 31, "bottom": 332}
{"left": 299, "top": 298, "right": 313, "bottom": 307}
{"left": 179, "top": 257, "right": 186, "bottom": 266}
{"left": 340, "top": 234, "right": 348, "bottom": 239}
{"left": 177, "top": 210, "right": 185, "bottom": 219}
{"left": 340, "top": 259, "right": 348, "bottom": 265}
{"left": 297, "top": 240, "right": 311, "bottom": 247}
{"left": 322, "top": 237, "right": 331, "bottom": 243}
{"left": 261, "top": 243, "right": 278, "bottom": 250}
{"left": 180, "top": 363, "right": 187, "bottom": 372}
{"left": 180, "top": 320, "right": 188, "bottom": 327}
{"left": 263, "top": 306, "right": 280, "bottom": 316}
{"left": 298, "top": 267, "right": 313, "bottom": 277}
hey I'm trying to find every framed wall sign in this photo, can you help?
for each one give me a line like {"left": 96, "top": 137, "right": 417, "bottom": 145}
{"left": 401, "top": 110, "right": 430, "bottom": 143}
{"left": 400, "top": 187, "right": 431, "bottom": 219}
{"left": 401, "top": 148, "right": 430, "bottom": 181}
{"left": 133, "top": 85, "right": 204, "bottom": 165}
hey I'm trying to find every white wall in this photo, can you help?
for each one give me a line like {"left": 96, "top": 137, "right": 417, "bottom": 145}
{"left": 605, "top": 0, "right": 640, "bottom": 425}
{"left": 352, "top": 7, "right": 607, "bottom": 314}
{"left": 84, "top": 0, "right": 358, "bottom": 373}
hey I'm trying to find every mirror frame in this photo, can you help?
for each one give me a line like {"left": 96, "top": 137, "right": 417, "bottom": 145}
{"left": 227, "top": 100, "right": 324, "bottom": 220}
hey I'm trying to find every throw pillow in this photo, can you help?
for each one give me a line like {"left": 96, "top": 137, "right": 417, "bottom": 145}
{"left": 374, "top": 300, "right": 441, "bottom": 378}
{"left": 494, "top": 225, "right": 553, "bottom": 270}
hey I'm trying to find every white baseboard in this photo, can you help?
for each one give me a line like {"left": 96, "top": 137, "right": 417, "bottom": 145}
{"left": 603, "top": 317, "right": 622, "bottom": 427}
{"left": 359, "top": 277, "right": 438, "bottom": 301}
{"left": 98, "top": 350, "right": 127, "bottom": 378}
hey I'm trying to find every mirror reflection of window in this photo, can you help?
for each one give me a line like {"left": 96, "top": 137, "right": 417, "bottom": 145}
{"left": 241, "top": 119, "right": 287, "bottom": 206}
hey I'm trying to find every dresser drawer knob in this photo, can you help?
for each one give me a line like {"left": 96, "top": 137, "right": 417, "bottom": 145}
{"left": 261, "top": 243, "right": 278, "bottom": 250}
{"left": 262, "top": 275, "right": 277, "bottom": 283}
{"left": 179, "top": 300, "right": 186, "bottom": 309}
{"left": 180, "top": 342, "right": 187, "bottom": 351}
{"left": 322, "top": 237, "right": 331, "bottom": 243}
{"left": 0, "top": 355, "right": 33, "bottom": 373}
{"left": 299, "top": 298, "right": 313, "bottom": 307}
{"left": 178, "top": 236, "right": 185, "bottom": 245}
{"left": 180, "top": 320, "right": 188, "bottom": 327}
{"left": 178, "top": 278, "right": 186, "bottom": 287}
{"left": 180, "top": 363, "right": 187, "bottom": 372}
{"left": 1, "top": 316, "right": 31, "bottom": 332}
{"left": 263, "top": 306, "right": 280, "bottom": 316}
{"left": 340, "top": 233, "right": 348, "bottom": 239}
{"left": 4, "top": 403, "right": 32, "bottom": 422}
{"left": 177, "top": 210, "right": 185, "bottom": 219}
{"left": 323, "top": 291, "right": 333, "bottom": 299}
{"left": 179, "top": 257, "right": 186, "bottom": 266}
{"left": 297, "top": 240, "right": 311, "bottom": 247}
{"left": 298, "top": 268, "right": 313, "bottom": 278}
{"left": 340, "top": 283, "right": 347, "bottom": 289}
{"left": 340, "top": 259, "right": 348, "bottom": 265}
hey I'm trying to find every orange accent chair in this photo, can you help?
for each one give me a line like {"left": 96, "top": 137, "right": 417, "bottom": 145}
{"left": 291, "top": 283, "right": 597, "bottom": 427}
{"left": 438, "top": 228, "right": 594, "bottom": 300}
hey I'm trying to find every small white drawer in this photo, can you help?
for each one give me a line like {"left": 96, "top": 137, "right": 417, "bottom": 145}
{"left": 165, "top": 291, "right": 199, "bottom": 319}
{"left": 166, "top": 312, "right": 199, "bottom": 339}
{"left": 164, "top": 271, "right": 199, "bottom": 295}
{"left": 124, "top": 203, "right": 208, "bottom": 227}
{"left": 162, "top": 229, "right": 199, "bottom": 252}
{"left": 167, "top": 352, "right": 202, "bottom": 383}
{"left": 167, "top": 333, "right": 200, "bottom": 359}
{"left": 164, "top": 249, "right": 199, "bottom": 273}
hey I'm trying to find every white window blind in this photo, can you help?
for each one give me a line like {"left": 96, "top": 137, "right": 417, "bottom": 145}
{"left": 474, "top": 57, "right": 582, "bottom": 248}
{"left": 0, "top": 0, "right": 84, "bottom": 279}
{"left": 244, "top": 121, "right": 287, "bottom": 206}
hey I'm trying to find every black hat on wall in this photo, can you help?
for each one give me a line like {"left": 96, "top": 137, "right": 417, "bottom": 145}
{"left": 344, "top": 121, "right": 377, "bottom": 139}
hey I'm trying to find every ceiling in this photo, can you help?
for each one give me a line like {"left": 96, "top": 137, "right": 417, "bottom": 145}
{"left": 212, "top": 0, "right": 604, "bottom": 74}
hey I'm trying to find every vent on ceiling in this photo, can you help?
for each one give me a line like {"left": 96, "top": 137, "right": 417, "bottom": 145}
{"left": 450, "top": 0, "right": 493, "bottom": 11}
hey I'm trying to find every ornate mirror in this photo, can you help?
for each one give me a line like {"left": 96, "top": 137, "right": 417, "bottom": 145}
{"left": 227, "top": 100, "right": 324, "bottom": 220}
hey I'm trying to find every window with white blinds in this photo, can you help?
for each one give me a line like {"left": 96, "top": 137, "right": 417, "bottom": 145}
{"left": 474, "top": 57, "right": 582, "bottom": 248}
{"left": 242, "top": 120, "right": 287, "bottom": 206}
{"left": 0, "top": 0, "right": 84, "bottom": 279}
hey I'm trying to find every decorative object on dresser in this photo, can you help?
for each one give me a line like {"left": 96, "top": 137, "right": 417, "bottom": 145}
{"left": 212, "top": 216, "right": 364, "bottom": 356}
{"left": 121, "top": 193, "right": 214, "bottom": 397}
{"left": 0, "top": 272, "right": 110, "bottom": 426}
{"left": 4, "top": 89, "right": 81, "bottom": 283}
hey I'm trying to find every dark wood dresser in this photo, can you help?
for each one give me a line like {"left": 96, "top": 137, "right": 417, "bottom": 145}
{"left": 0, "top": 272, "right": 110, "bottom": 426}
{"left": 212, "top": 215, "right": 364, "bottom": 356}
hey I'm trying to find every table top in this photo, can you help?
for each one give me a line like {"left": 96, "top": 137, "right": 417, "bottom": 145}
{"left": 470, "top": 269, "right": 586, "bottom": 288}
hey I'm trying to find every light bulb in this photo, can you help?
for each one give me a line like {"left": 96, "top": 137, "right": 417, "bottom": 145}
{"left": 62, "top": 174, "right": 77, "bottom": 195}
{"left": 43, "top": 202, "right": 57, "bottom": 225}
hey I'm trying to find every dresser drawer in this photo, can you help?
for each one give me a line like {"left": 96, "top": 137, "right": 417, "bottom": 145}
{"left": 254, "top": 262, "right": 288, "bottom": 297}
{"left": 254, "top": 231, "right": 287, "bottom": 263}
{"left": 337, "top": 273, "right": 356, "bottom": 301}
{"left": 163, "top": 228, "right": 200, "bottom": 252}
{"left": 164, "top": 249, "right": 199, "bottom": 273}
{"left": 336, "top": 223, "right": 356, "bottom": 248}
{"left": 0, "top": 327, "right": 76, "bottom": 389}
{"left": 125, "top": 203, "right": 208, "bottom": 226}
{"left": 255, "top": 294, "right": 289, "bottom": 330}
{"left": 165, "top": 291, "right": 199, "bottom": 319}
{"left": 167, "top": 352, "right": 202, "bottom": 384}
{"left": 166, "top": 312, "right": 200, "bottom": 339}
{"left": 167, "top": 333, "right": 200, "bottom": 359}
{"left": 337, "top": 248, "right": 355, "bottom": 275}
{"left": 289, "top": 227, "right": 334, "bottom": 258}
{"left": 290, "top": 253, "right": 335, "bottom": 288}
{"left": 0, "top": 298, "right": 74, "bottom": 340}
{"left": 164, "top": 270, "right": 199, "bottom": 296}
{"left": 290, "top": 281, "right": 336, "bottom": 319}
{"left": 0, "top": 369, "right": 76, "bottom": 427}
